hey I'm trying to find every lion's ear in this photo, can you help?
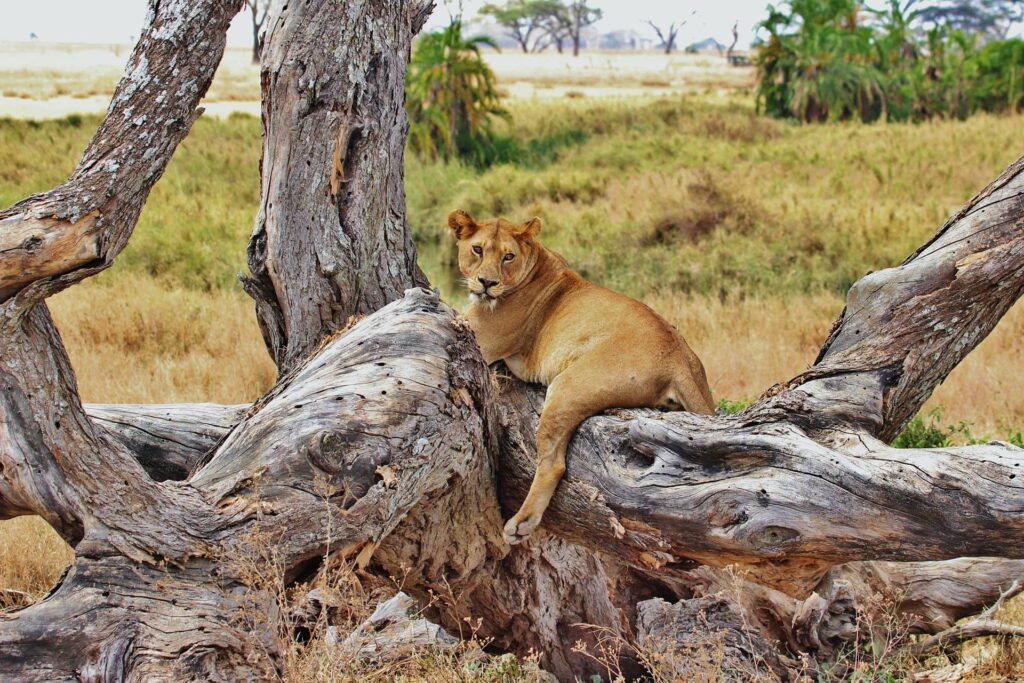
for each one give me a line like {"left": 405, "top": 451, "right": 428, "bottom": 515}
{"left": 517, "top": 216, "right": 541, "bottom": 240}
{"left": 448, "top": 209, "right": 479, "bottom": 240}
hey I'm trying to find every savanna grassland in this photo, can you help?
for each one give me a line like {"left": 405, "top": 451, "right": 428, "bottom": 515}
{"left": 2, "top": 45, "right": 1024, "bottom": 679}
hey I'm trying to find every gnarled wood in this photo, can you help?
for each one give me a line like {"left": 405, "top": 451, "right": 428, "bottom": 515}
{"left": 495, "top": 380, "right": 1024, "bottom": 596}
{"left": 0, "top": 0, "right": 243, "bottom": 307}
{"left": 636, "top": 595, "right": 789, "bottom": 682}
{"left": 88, "top": 403, "right": 248, "bottom": 481}
{"left": 0, "top": 0, "right": 245, "bottom": 552}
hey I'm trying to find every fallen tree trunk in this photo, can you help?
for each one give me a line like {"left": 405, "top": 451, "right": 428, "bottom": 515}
{"left": 2, "top": 0, "right": 1024, "bottom": 679}
{"left": 84, "top": 394, "right": 1024, "bottom": 657}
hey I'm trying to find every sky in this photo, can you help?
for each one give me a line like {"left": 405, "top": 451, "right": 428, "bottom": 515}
{"left": 425, "top": 0, "right": 774, "bottom": 47}
{"left": 2, "top": 1, "right": 1019, "bottom": 50}
{"left": 0, "top": 0, "right": 774, "bottom": 48}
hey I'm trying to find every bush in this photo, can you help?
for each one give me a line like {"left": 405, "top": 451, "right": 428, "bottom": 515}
{"left": 891, "top": 407, "right": 952, "bottom": 448}
{"left": 756, "top": 0, "right": 1024, "bottom": 123}
{"left": 406, "top": 18, "right": 508, "bottom": 164}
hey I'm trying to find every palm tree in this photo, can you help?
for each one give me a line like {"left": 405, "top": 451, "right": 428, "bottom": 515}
{"left": 406, "top": 18, "right": 508, "bottom": 162}
{"left": 757, "top": 0, "right": 885, "bottom": 122}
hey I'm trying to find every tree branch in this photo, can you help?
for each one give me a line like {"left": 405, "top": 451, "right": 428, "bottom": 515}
{"left": 908, "top": 580, "right": 1024, "bottom": 657}
{"left": 0, "top": 0, "right": 244, "bottom": 307}
{"left": 0, "top": 0, "right": 243, "bottom": 553}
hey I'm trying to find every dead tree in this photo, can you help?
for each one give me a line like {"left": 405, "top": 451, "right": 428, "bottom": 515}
{"left": 647, "top": 14, "right": 695, "bottom": 55}
{"left": 246, "top": 0, "right": 270, "bottom": 64}
{"left": 727, "top": 20, "right": 739, "bottom": 61}
{"left": 1, "top": 0, "right": 1024, "bottom": 680}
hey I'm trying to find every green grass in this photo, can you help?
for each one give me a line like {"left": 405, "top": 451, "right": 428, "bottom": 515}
{"left": 5, "top": 97, "right": 1021, "bottom": 302}
{"left": 407, "top": 95, "right": 1023, "bottom": 301}
{"left": 3, "top": 97, "right": 1023, "bottom": 440}
{"left": 893, "top": 407, "right": 1024, "bottom": 449}
{"left": 0, "top": 113, "right": 261, "bottom": 290}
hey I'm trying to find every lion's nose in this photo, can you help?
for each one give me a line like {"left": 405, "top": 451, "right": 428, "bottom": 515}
{"left": 478, "top": 277, "right": 498, "bottom": 289}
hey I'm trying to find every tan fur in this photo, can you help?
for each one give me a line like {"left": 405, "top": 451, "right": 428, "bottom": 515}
{"left": 449, "top": 209, "right": 715, "bottom": 545}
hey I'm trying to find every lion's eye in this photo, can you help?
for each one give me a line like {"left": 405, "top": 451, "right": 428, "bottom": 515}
{"left": 503, "top": 253, "right": 515, "bottom": 262}
{"left": 472, "top": 245, "right": 483, "bottom": 256}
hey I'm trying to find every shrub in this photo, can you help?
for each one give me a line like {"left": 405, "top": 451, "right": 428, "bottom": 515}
{"left": 756, "top": 0, "right": 1024, "bottom": 123}
{"left": 406, "top": 18, "right": 508, "bottom": 164}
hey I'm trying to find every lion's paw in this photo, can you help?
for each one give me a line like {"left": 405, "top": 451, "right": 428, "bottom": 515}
{"left": 503, "top": 511, "right": 541, "bottom": 545}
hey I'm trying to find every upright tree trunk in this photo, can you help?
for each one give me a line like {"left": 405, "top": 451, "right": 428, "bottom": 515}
{"left": 243, "top": 0, "right": 429, "bottom": 372}
{"left": 250, "top": 16, "right": 262, "bottom": 64}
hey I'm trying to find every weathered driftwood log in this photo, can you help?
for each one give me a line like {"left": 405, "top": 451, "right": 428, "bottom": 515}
{"left": 3, "top": 288, "right": 625, "bottom": 680}
{"left": 88, "top": 403, "right": 248, "bottom": 480}
{"left": 0, "top": 0, "right": 246, "bottom": 547}
{"left": 86, "top": 397, "right": 1024, "bottom": 663}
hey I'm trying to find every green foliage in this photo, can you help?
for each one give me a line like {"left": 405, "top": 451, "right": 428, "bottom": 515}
{"left": 756, "top": 0, "right": 1024, "bottom": 123}
{"left": 916, "top": 0, "right": 1024, "bottom": 40}
{"left": 891, "top": 407, "right": 953, "bottom": 448}
{"left": 3, "top": 95, "right": 1022, "bottom": 304}
{"left": 406, "top": 18, "right": 508, "bottom": 164}
{"left": 892, "top": 406, "right": 1023, "bottom": 447}
{"left": 0, "top": 113, "right": 261, "bottom": 290}
{"left": 406, "top": 94, "right": 1022, "bottom": 302}
{"left": 972, "top": 38, "right": 1024, "bottom": 112}
{"left": 716, "top": 398, "right": 751, "bottom": 414}
{"left": 480, "top": 0, "right": 564, "bottom": 53}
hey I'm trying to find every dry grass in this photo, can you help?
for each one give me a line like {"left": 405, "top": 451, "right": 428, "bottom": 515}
{"left": 2, "top": 282, "right": 1020, "bottom": 620}
{"left": 649, "top": 291, "right": 1024, "bottom": 435}
{"left": 0, "top": 517, "right": 74, "bottom": 609}
{"left": 1, "top": 40, "right": 1023, "bottom": 680}
{"left": 0, "top": 273, "right": 275, "bottom": 605}
{"left": 48, "top": 273, "right": 276, "bottom": 404}
{"left": 0, "top": 44, "right": 753, "bottom": 111}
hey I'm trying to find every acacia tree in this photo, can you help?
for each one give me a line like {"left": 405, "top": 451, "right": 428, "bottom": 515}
{"left": 916, "top": 0, "right": 1024, "bottom": 40}
{"left": 557, "top": 0, "right": 602, "bottom": 56}
{"left": 2, "top": 0, "right": 1024, "bottom": 680}
{"left": 480, "top": 0, "right": 562, "bottom": 53}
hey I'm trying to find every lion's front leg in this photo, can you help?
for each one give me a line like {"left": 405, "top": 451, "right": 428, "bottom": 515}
{"left": 503, "top": 374, "right": 593, "bottom": 545}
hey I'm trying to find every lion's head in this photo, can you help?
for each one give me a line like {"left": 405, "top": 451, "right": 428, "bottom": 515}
{"left": 448, "top": 209, "right": 541, "bottom": 303}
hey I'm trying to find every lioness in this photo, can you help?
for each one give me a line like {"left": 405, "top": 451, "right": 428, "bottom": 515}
{"left": 449, "top": 209, "right": 715, "bottom": 545}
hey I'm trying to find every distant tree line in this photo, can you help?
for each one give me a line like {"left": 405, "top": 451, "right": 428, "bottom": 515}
{"left": 480, "top": 0, "right": 602, "bottom": 55}
{"left": 757, "top": 0, "right": 1024, "bottom": 123}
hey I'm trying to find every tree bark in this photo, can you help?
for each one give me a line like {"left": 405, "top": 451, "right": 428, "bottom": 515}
{"left": 242, "top": 0, "right": 430, "bottom": 372}
{"left": 3, "top": 0, "right": 1024, "bottom": 679}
